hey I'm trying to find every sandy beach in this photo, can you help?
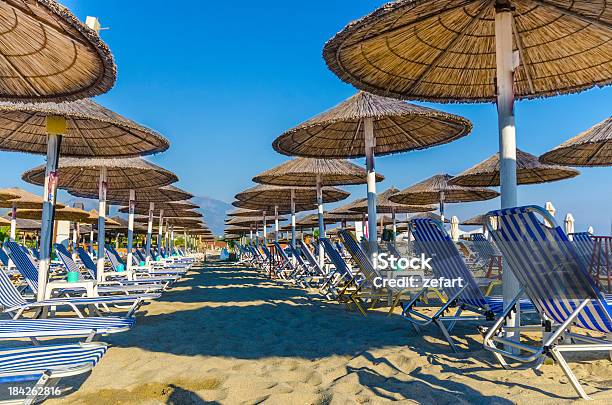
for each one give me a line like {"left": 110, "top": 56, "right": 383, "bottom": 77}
{"left": 43, "top": 261, "right": 612, "bottom": 404}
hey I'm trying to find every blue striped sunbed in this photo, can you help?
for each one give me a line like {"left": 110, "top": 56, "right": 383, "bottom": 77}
{"left": 483, "top": 205, "right": 612, "bottom": 400}
{"left": 55, "top": 244, "right": 165, "bottom": 294}
{"left": 0, "top": 342, "right": 107, "bottom": 404}
{"left": 104, "top": 246, "right": 183, "bottom": 281}
{"left": 404, "top": 218, "right": 534, "bottom": 352}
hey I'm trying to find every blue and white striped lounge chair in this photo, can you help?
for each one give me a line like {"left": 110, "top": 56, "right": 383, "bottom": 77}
{"left": 54, "top": 244, "right": 166, "bottom": 294}
{"left": 296, "top": 240, "right": 328, "bottom": 287}
{"left": 571, "top": 232, "right": 611, "bottom": 290}
{"left": 108, "top": 245, "right": 188, "bottom": 274}
{"left": 104, "top": 246, "right": 183, "bottom": 281}
{"left": 0, "top": 342, "right": 107, "bottom": 404}
{"left": 319, "top": 238, "right": 360, "bottom": 301}
{"left": 3, "top": 243, "right": 159, "bottom": 318}
{"left": 403, "top": 218, "right": 535, "bottom": 352}
{"left": 483, "top": 205, "right": 612, "bottom": 400}
{"left": 272, "top": 242, "right": 296, "bottom": 279}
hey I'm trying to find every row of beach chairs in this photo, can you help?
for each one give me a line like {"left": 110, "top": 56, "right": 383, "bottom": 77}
{"left": 236, "top": 205, "right": 612, "bottom": 400}
{"left": 0, "top": 241, "right": 197, "bottom": 404}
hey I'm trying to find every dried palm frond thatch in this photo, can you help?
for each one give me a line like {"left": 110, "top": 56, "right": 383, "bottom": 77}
{"left": 118, "top": 201, "right": 200, "bottom": 216}
{"left": 0, "top": 188, "right": 66, "bottom": 209}
{"left": 227, "top": 208, "right": 265, "bottom": 217}
{"left": 460, "top": 214, "right": 487, "bottom": 226}
{"left": 0, "top": 99, "right": 169, "bottom": 157}
{"left": 11, "top": 206, "right": 90, "bottom": 222}
{"left": 234, "top": 184, "right": 350, "bottom": 212}
{"left": 539, "top": 117, "right": 612, "bottom": 167}
{"left": 70, "top": 185, "right": 192, "bottom": 205}
{"left": 348, "top": 187, "right": 436, "bottom": 214}
{"left": 449, "top": 149, "right": 580, "bottom": 187}
{"left": 22, "top": 157, "right": 177, "bottom": 192}
{"left": 253, "top": 157, "right": 383, "bottom": 186}
{"left": 0, "top": 0, "right": 116, "bottom": 102}
{"left": 323, "top": 0, "right": 612, "bottom": 103}
{"left": 273, "top": 92, "right": 472, "bottom": 158}
{"left": 389, "top": 174, "right": 499, "bottom": 205}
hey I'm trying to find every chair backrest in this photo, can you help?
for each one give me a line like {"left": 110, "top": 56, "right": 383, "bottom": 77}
{"left": 411, "top": 219, "right": 487, "bottom": 309}
{"left": 320, "top": 238, "right": 353, "bottom": 277}
{"left": 260, "top": 245, "right": 272, "bottom": 260}
{"left": 105, "top": 245, "right": 124, "bottom": 270}
{"left": 0, "top": 248, "right": 9, "bottom": 267}
{"left": 272, "top": 242, "right": 294, "bottom": 270}
{"left": 487, "top": 205, "right": 612, "bottom": 333}
{"left": 54, "top": 244, "right": 88, "bottom": 281}
{"left": 4, "top": 242, "right": 39, "bottom": 293}
{"left": 570, "top": 232, "right": 604, "bottom": 265}
{"left": 470, "top": 233, "right": 500, "bottom": 260}
{"left": 297, "top": 240, "right": 323, "bottom": 274}
{"left": 339, "top": 230, "right": 381, "bottom": 284}
{"left": 288, "top": 243, "right": 307, "bottom": 268}
{"left": 135, "top": 249, "right": 146, "bottom": 262}
{"left": 77, "top": 247, "right": 97, "bottom": 279}
{"left": 0, "top": 268, "right": 27, "bottom": 308}
{"left": 30, "top": 248, "right": 40, "bottom": 260}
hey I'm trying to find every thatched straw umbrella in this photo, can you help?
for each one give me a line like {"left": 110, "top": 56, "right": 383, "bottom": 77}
{"left": 0, "top": 3, "right": 116, "bottom": 102}
{"left": 234, "top": 183, "right": 349, "bottom": 245}
{"left": 253, "top": 157, "right": 382, "bottom": 265}
{"left": 0, "top": 100, "right": 169, "bottom": 300}
{"left": 0, "top": 188, "right": 66, "bottom": 242}
{"left": 349, "top": 187, "right": 436, "bottom": 238}
{"left": 449, "top": 149, "right": 580, "bottom": 187}
{"left": 389, "top": 174, "right": 499, "bottom": 222}
{"left": 227, "top": 208, "right": 265, "bottom": 217}
{"left": 23, "top": 157, "right": 176, "bottom": 279}
{"left": 323, "top": 1, "right": 612, "bottom": 333}
{"left": 273, "top": 92, "right": 471, "bottom": 256}
{"left": 540, "top": 117, "right": 612, "bottom": 167}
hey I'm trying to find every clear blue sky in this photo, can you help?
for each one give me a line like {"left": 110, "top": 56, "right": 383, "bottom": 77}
{"left": 1, "top": 1, "right": 609, "bottom": 233}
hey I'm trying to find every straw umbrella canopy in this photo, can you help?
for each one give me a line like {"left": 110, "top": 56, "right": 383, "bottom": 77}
{"left": 539, "top": 117, "right": 612, "bottom": 167}
{"left": 389, "top": 174, "right": 499, "bottom": 221}
{"left": 273, "top": 92, "right": 470, "bottom": 254}
{"left": 0, "top": 217, "right": 9, "bottom": 226}
{"left": 0, "top": 189, "right": 20, "bottom": 201}
{"left": 1, "top": 217, "right": 40, "bottom": 231}
{"left": 323, "top": 0, "right": 612, "bottom": 326}
{"left": 23, "top": 157, "right": 177, "bottom": 278}
{"left": 234, "top": 183, "right": 350, "bottom": 244}
{"left": 253, "top": 157, "right": 383, "bottom": 265}
{"left": 0, "top": 1, "right": 116, "bottom": 102}
{"left": 449, "top": 149, "right": 580, "bottom": 187}
{"left": 118, "top": 203, "right": 201, "bottom": 218}
{"left": 461, "top": 214, "right": 487, "bottom": 227}
{"left": 0, "top": 100, "right": 170, "bottom": 300}
{"left": 0, "top": 188, "right": 66, "bottom": 242}
{"left": 11, "top": 206, "right": 90, "bottom": 222}
{"left": 227, "top": 208, "right": 265, "bottom": 217}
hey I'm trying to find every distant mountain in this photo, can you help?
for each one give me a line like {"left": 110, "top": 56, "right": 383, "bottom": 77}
{"left": 63, "top": 195, "right": 232, "bottom": 237}
{"left": 190, "top": 196, "right": 232, "bottom": 236}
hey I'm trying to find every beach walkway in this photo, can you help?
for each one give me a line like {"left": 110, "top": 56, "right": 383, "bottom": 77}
{"left": 50, "top": 261, "right": 612, "bottom": 404}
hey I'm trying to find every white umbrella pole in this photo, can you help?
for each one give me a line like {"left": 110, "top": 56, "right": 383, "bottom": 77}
{"left": 89, "top": 228, "right": 94, "bottom": 257}
{"left": 316, "top": 174, "right": 325, "bottom": 268}
{"left": 126, "top": 189, "right": 135, "bottom": 273}
{"left": 439, "top": 191, "right": 445, "bottom": 224}
{"left": 496, "top": 4, "right": 521, "bottom": 348}
{"left": 145, "top": 202, "right": 154, "bottom": 260}
{"left": 96, "top": 167, "right": 108, "bottom": 283}
{"left": 157, "top": 209, "right": 164, "bottom": 252}
{"left": 392, "top": 208, "right": 397, "bottom": 241}
{"left": 10, "top": 203, "right": 16, "bottom": 241}
{"left": 290, "top": 188, "right": 296, "bottom": 248}
{"left": 364, "top": 117, "right": 378, "bottom": 259}
{"left": 274, "top": 206, "right": 279, "bottom": 242}
{"left": 38, "top": 116, "right": 64, "bottom": 302}
{"left": 249, "top": 226, "right": 253, "bottom": 242}
{"left": 263, "top": 211, "right": 267, "bottom": 243}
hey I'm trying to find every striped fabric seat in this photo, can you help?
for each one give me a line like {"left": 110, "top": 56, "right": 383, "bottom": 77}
{"left": 488, "top": 206, "right": 612, "bottom": 333}
{"left": 4, "top": 242, "right": 39, "bottom": 292}
{"left": 338, "top": 231, "right": 382, "bottom": 283}
{"left": 320, "top": 238, "right": 354, "bottom": 279}
{"left": 272, "top": 242, "right": 295, "bottom": 272}
{"left": 470, "top": 233, "right": 501, "bottom": 261}
{"left": 297, "top": 241, "right": 324, "bottom": 275}
{"left": 104, "top": 247, "right": 182, "bottom": 280}
{"left": 411, "top": 219, "right": 533, "bottom": 315}
{"left": 0, "top": 248, "right": 9, "bottom": 267}
{"left": 0, "top": 342, "right": 107, "bottom": 383}
{"left": 0, "top": 317, "right": 134, "bottom": 339}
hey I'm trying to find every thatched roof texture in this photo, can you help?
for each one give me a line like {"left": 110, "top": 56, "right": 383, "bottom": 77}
{"left": 0, "top": 188, "right": 65, "bottom": 209}
{"left": 0, "top": 0, "right": 116, "bottom": 102}
{"left": 22, "top": 157, "right": 177, "bottom": 192}
{"left": 389, "top": 174, "right": 499, "bottom": 205}
{"left": 253, "top": 157, "right": 383, "bottom": 186}
{"left": 348, "top": 187, "right": 436, "bottom": 214}
{"left": 323, "top": 0, "right": 612, "bottom": 103}
{"left": 539, "top": 117, "right": 612, "bottom": 167}
{"left": 449, "top": 149, "right": 580, "bottom": 187}
{"left": 273, "top": 92, "right": 471, "bottom": 158}
{"left": 0, "top": 99, "right": 169, "bottom": 157}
